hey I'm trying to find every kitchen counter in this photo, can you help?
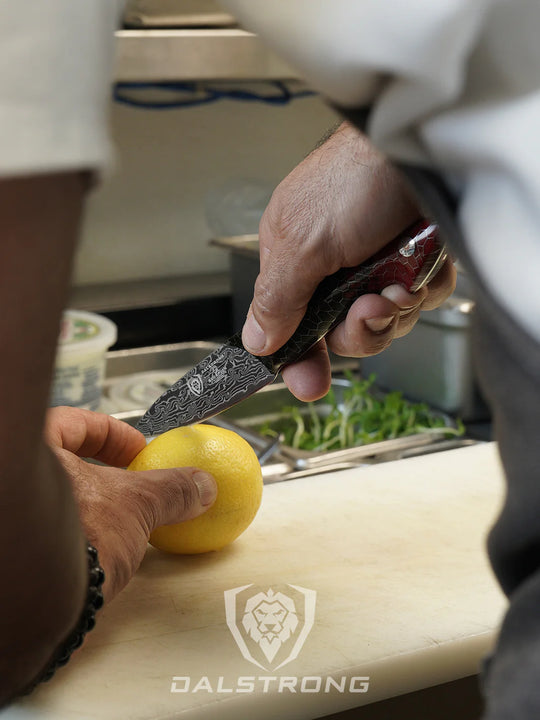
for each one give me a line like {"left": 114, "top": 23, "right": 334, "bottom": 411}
{"left": 4, "top": 442, "right": 507, "bottom": 720}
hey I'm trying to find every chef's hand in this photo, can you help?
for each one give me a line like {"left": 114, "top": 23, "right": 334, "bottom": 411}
{"left": 45, "top": 407, "right": 217, "bottom": 603}
{"left": 242, "top": 122, "right": 456, "bottom": 401}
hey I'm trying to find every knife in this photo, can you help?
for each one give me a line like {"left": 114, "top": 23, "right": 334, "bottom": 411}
{"left": 137, "top": 219, "right": 446, "bottom": 436}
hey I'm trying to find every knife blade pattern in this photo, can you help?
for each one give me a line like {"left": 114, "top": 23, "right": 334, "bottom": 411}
{"left": 137, "top": 343, "right": 275, "bottom": 435}
{"left": 137, "top": 219, "right": 445, "bottom": 436}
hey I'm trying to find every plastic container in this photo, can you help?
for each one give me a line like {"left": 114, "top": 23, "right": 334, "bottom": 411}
{"left": 51, "top": 310, "right": 117, "bottom": 411}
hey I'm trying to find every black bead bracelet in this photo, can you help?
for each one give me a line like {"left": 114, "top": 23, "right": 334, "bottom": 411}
{"left": 23, "top": 543, "right": 105, "bottom": 694}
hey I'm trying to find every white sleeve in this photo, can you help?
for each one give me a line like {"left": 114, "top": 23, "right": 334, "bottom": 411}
{"left": 222, "top": 1, "right": 487, "bottom": 115}
{"left": 223, "top": 0, "right": 540, "bottom": 346}
{"left": 0, "top": 1, "right": 123, "bottom": 178}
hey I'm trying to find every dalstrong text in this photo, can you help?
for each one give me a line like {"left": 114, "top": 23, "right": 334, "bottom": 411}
{"left": 170, "top": 675, "right": 370, "bottom": 694}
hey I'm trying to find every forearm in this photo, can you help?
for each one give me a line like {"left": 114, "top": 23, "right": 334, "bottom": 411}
{"left": 0, "top": 173, "right": 89, "bottom": 704}
{"left": 0, "top": 445, "right": 87, "bottom": 702}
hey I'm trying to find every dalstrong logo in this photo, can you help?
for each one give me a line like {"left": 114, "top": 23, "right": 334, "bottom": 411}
{"left": 186, "top": 374, "right": 204, "bottom": 396}
{"left": 224, "top": 584, "right": 316, "bottom": 670}
{"left": 171, "top": 584, "right": 371, "bottom": 696}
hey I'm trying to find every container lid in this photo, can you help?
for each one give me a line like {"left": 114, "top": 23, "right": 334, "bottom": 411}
{"left": 106, "top": 370, "right": 181, "bottom": 412}
{"left": 58, "top": 310, "right": 117, "bottom": 355}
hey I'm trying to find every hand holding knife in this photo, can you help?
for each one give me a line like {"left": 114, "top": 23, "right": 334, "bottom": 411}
{"left": 137, "top": 219, "right": 446, "bottom": 437}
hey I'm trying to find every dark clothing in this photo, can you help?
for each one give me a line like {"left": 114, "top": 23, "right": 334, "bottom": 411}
{"left": 457, "top": 236, "right": 540, "bottom": 719}
{"left": 402, "top": 162, "right": 540, "bottom": 719}
{"left": 342, "top": 103, "right": 540, "bottom": 716}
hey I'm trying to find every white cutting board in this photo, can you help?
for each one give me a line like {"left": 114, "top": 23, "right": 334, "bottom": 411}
{"left": 4, "top": 443, "right": 507, "bottom": 720}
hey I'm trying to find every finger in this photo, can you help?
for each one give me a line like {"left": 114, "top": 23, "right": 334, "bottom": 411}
{"left": 281, "top": 340, "right": 332, "bottom": 401}
{"left": 393, "top": 305, "right": 424, "bottom": 339}
{"left": 419, "top": 258, "right": 457, "bottom": 310}
{"left": 45, "top": 406, "right": 146, "bottom": 467}
{"left": 326, "top": 293, "right": 400, "bottom": 357}
{"left": 380, "top": 283, "right": 428, "bottom": 310}
{"left": 380, "top": 283, "right": 432, "bottom": 338}
{"left": 277, "top": 261, "right": 454, "bottom": 388}
{"left": 127, "top": 466, "right": 217, "bottom": 532}
{"left": 242, "top": 212, "right": 331, "bottom": 356}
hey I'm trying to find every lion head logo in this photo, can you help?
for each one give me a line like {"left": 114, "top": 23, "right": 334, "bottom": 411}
{"left": 186, "top": 374, "right": 204, "bottom": 396}
{"left": 224, "top": 584, "right": 316, "bottom": 670}
{"left": 241, "top": 589, "right": 299, "bottom": 663}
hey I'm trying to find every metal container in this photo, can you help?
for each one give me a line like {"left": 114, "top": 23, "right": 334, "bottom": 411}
{"left": 362, "top": 295, "right": 489, "bottom": 421}
{"left": 105, "top": 340, "right": 220, "bottom": 378}
{"left": 102, "top": 341, "right": 220, "bottom": 413}
{"left": 210, "top": 235, "right": 259, "bottom": 329}
{"left": 123, "top": 0, "right": 236, "bottom": 27}
{"left": 110, "top": 359, "right": 470, "bottom": 482}
{"left": 217, "top": 377, "right": 462, "bottom": 470}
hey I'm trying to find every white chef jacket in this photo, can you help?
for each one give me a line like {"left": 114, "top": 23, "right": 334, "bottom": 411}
{"left": 1, "top": 1, "right": 539, "bottom": 345}
{"left": 0, "top": 1, "right": 122, "bottom": 178}
{"left": 223, "top": 0, "right": 540, "bottom": 347}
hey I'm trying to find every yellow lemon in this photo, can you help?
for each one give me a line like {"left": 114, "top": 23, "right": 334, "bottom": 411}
{"left": 128, "top": 424, "right": 263, "bottom": 554}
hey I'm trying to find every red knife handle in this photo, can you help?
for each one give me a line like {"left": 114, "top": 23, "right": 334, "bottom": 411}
{"left": 251, "top": 219, "right": 446, "bottom": 374}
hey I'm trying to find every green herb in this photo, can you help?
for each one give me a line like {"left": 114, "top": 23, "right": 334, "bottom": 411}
{"left": 258, "top": 372, "right": 465, "bottom": 451}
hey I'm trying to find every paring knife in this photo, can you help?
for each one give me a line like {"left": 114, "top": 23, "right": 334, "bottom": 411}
{"left": 137, "top": 219, "right": 446, "bottom": 437}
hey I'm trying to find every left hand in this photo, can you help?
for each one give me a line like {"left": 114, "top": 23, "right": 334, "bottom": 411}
{"left": 45, "top": 407, "right": 217, "bottom": 603}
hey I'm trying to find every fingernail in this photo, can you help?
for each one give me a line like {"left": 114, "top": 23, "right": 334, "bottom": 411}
{"left": 193, "top": 472, "right": 217, "bottom": 506}
{"left": 381, "top": 285, "right": 422, "bottom": 309}
{"left": 242, "top": 314, "right": 266, "bottom": 353}
{"left": 364, "top": 316, "right": 395, "bottom": 334}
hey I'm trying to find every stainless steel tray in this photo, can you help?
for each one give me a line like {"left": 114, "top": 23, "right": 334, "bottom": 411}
{"left": 105, "top": 340, "right": 220, "bottom": 378}
{"left": 102, "top": 341, "right": 221, "bottom": 414}
{"left": 217, "top": 378, "right": 462, "bottom": 470}
{"left": 111, "top": 371, "right": 473, "bottom": 482}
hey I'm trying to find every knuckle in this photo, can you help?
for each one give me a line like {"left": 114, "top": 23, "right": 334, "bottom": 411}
{"left": 136, "top": 469, "right": 200, "bottom": 529}
{"left": 330, "top": 332, "right": 393, "bottom": 358}
{"left": 264, "top": 183, "right": 302, "bottom": 235}
{"left": 361, "top": 336, "right": 394, "bottom": 356}
{"left": 260, "top": 188, "right": 286, "bottom": 233}
{"left": 394, "top": 311, "right": 421, "bottom": 339}
{"left": 166, "top": 468, "right": 199, "bottom": 515}
{"left": 253, "top": 273, "right": 303, "bottom": 324}
{"left": 252, "top": 274, "right": 277, "bottom": 317}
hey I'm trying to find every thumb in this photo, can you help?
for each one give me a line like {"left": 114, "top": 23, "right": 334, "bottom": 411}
{"left": 242, "top": 230, "right": 327, "bottom": 357}
{"left": 129, "top": 466, "right": 217, "bottom": 532}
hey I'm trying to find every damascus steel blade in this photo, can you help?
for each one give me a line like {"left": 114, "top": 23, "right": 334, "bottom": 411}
{"left": 137, "top": 343, "right": 275, "bottom": 436}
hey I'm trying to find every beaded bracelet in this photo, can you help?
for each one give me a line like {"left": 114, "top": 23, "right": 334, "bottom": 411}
{"left": 23, "top": 543, "right": 105, "bottom": 694}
